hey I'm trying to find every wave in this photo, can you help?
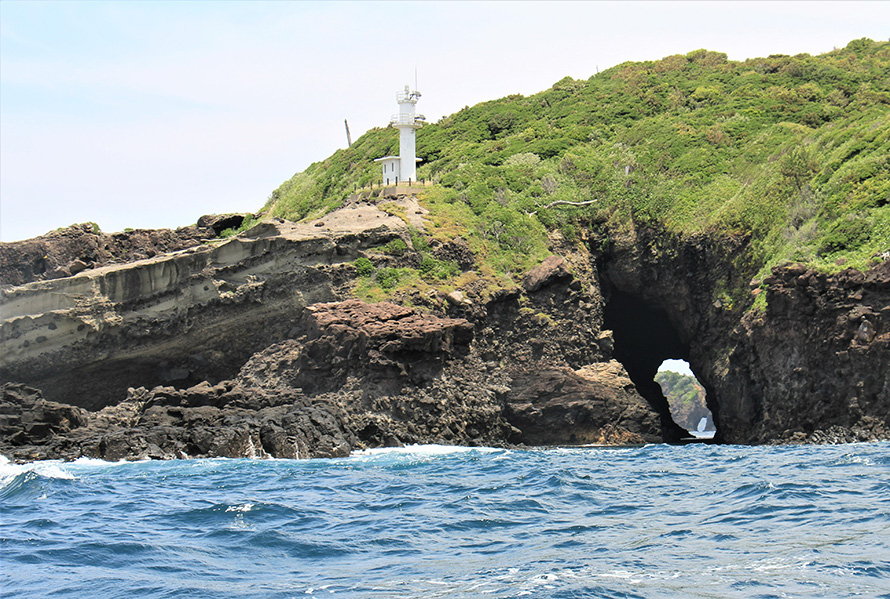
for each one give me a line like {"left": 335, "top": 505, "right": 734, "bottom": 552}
{"left": 0, "top": 454, "right": 76, "bottom": 487}
{"left": 349, "top": 443, "right": 500, "bottom": 457}
{"left": 3, "top": 444, "right": 890, "bottom": 598}
{"left": 346, "top": 444, "right": 505, "bottom": 468}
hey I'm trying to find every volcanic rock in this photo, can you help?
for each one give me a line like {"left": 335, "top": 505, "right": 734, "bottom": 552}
{"left": 505, "top": 361, "right": 661, "bottom": 446}
{"left": 522, "top": 255, "right": 572, "bottom": 293}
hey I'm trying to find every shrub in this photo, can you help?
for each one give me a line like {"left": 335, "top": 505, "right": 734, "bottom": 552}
{"left": 383, "top": 238, "right": 409, "bottom": 256}
{"left": 419, "top": 255, "right": 459, "bottom": 281}
{"left": 375, "top": 267, "right": 404, "bottom": 289}
{"left": 819, "top": 214, "right": 871, "bottom": 255}
{"left": 219, "top": 215, "right": 258, "bottom": 239}
{"left": 354, "top": 257, "right": 375, "bottom": 277}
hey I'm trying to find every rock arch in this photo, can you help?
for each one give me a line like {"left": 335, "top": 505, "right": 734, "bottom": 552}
{"left": 594, "top": 225, "right": 889, "bottom": 445}
{"left": 602, "top": 288, "right": 696, "bottom": 442}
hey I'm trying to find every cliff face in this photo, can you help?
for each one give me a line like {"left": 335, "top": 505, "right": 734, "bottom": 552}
{"left": 597, "top": 224, "right": 889, "bottom": 445}
{"left": 727, "top": 262, "right": 889, "bottom": 443}
{"left": 0, "top": 199, "right": 663, "bottom": 462}
{"left": 0, "top": 213, "right": 405, "bottom": 411}
{"left": 1, "top": 197, "right": 887, "bottom": 461}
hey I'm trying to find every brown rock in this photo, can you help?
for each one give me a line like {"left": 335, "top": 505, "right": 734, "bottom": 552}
{"left": 196, "top": 213, "right": 251, "bottom": 235}
{"left": 444, "top": 290, "right": 469, "bottom": 306}
{"left": 503, "top": 361, "right": 661, "bottom": 446}
{"left": 522, "top": 255, "right": 572, "bottom": 293}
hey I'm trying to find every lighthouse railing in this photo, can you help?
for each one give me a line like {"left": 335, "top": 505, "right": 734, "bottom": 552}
{"left": 397, "top": 90, "right": 421, "bottom": 103}
{"left": 390, "top": 114, "right": 426, "bottom": 126}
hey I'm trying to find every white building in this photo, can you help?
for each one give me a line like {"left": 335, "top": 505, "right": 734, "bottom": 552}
{"left": 375, "top": 85, "right": 425, "bottom": 185}
{"left": 375, "top": 156, "right": 401, "bottom": 186}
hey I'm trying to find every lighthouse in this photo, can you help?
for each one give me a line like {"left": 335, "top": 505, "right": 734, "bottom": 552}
{"left": 375, "top": 85, "right": 425, "bottom": 186}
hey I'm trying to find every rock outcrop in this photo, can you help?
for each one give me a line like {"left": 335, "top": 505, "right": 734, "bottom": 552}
{"left": 0, "top": 213, "right": 408, "bottom": 410}
{"left": 1, "top": 198, "right": 665, "bottom": 462}
{"left": 0, "top": 222, "right": 226, "bottom": 287}
{"left": 1, "top": 296, "right": 660, "bottom": 461}
{"left": 2, "top": 198, "right": 887, "bottom": 462}
{"left": 522, "top": 255, "right": 572, "bottom": 293}
{"left": 726, "top": 261, "right": 890, "bottom": 444}
{"left": 598, "top": 223, "right": 890, "bottom": 445}
{"left": 505, "top": 361, "right": 661, "bottom": 446}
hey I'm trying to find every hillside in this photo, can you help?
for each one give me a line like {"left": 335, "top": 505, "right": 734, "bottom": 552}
{"left": 655, "top": 370, "right": 714, "bottom": 432}
{"left": 264, "top": 38, "right": 889, "bottom": 301}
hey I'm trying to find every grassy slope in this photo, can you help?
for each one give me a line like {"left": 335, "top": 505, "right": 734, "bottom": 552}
{"left": 263, "top": 38, "right": 890, "bottom": 299}
{"left": 655, "top": 370, "right": 710, "bottom": 430}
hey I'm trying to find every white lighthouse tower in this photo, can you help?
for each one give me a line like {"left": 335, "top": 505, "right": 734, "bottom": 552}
{"left": 375, "top": 85, "right": 425, "bottom": 186}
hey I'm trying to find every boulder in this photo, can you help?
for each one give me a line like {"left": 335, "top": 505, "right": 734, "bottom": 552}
{"left": 522, "top": 255, "right": 572, "bottom": 293}
{"left": 503, "top": 361, "right": 661, "bottom": 446}
{"left": 196, "top": 213, "right": 251, "bottom": 235}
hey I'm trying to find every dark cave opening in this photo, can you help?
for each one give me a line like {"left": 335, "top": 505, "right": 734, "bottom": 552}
{"left": 602, "top": 288, "right": 717, "bottom": 443}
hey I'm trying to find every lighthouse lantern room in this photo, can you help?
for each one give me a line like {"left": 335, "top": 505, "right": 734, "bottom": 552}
{"left": 375, "top": 85, "right": 425, "bottom": 185}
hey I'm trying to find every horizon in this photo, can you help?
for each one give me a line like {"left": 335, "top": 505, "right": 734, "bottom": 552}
{"left": 2, "top": 1, "right": 888, "bottom": 242}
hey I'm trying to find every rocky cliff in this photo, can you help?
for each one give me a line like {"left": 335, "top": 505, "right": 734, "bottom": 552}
{"left": 2, "top": 195, "right": 887, "bottom": 461}
{"left": 0, "top": 214, "right": 249, "bottom": 287}
{"left": 597, "top": 224, "right": 889, "bottom": 445}
{"left": 1, "top": 197, "right": 664, "bottom": 462}
{"left": 728, "top": 262, "right": 889, "bottom": 444}
{"left": 0, "top": 207, "right": 410, "bottom": 411}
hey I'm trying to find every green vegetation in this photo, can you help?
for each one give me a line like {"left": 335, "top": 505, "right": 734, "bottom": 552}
{"left": 264, "top": 38, "right": 890, "bottom": 299}
{"left": 219, "top": 215, "right": 259, "bottom": 238}
{"left": 353, "top": 256, "right": 375, "bottom": 277}
{"left": 350, "top": 233, "right": 460, "bottom": 302}
{"left": 655, "top": 370, "right": 712, "bottom": 431}
{"left": 409, "top": 229, "right": 461, "bottom": 281}
{"left": 382, "top": 238, "right": 409, "bottom": 256}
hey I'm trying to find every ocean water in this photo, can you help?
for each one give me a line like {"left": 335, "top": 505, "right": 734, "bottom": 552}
{"left": 2, "top": 443, "right": 889, "bottom": 599}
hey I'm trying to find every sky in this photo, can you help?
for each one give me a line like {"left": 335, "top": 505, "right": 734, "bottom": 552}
{"left": 658, "top": 359, "right": 694, "bottom": 377}
{"left": 1, "top": 1, "right": 888, "bottom": 242}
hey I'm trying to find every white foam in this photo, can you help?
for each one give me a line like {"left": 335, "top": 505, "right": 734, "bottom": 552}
{"left": 349, "top": 444, "right": 499, "bottom": 458}
{"left": 0, "top": 454, "right": 17, "bottom": 486}
{"left": 0, "top": 454, "right": 76, "bottom": 487}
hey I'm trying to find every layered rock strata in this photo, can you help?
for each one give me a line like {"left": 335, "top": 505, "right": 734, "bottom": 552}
{"left": 0, "top": 216, "right": 251, "bottom": 287}
{"left": 1, "top": 297, "right": 660, "bottom": 461}
{"left": 1, "top": 214, "right": 408, "bottom": 410}
{"left": 1, "top": 199, "right": 663, "bottom": 462}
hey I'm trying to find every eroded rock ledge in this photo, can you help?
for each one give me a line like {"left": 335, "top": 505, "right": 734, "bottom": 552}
{"left": 0, "top": 216, "right": 251, "bottom": 287}
{"left": 1, "top": 299, "right": 659, "bottom": 461}
{"left": 0, "top": 214, "right": 408, "bottom": 410}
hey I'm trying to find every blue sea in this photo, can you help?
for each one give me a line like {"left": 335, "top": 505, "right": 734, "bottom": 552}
{"left": 2, "top": 443, "right": 889, "bottom": 599}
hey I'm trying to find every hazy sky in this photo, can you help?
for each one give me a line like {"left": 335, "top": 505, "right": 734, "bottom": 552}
{"left": 1, "top": 1, "right": 888, "bottom": 242}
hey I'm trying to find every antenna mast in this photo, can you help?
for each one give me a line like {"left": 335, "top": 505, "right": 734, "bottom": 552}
{"left": 344, "top": 119, "right": 352, "bottom": 147}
